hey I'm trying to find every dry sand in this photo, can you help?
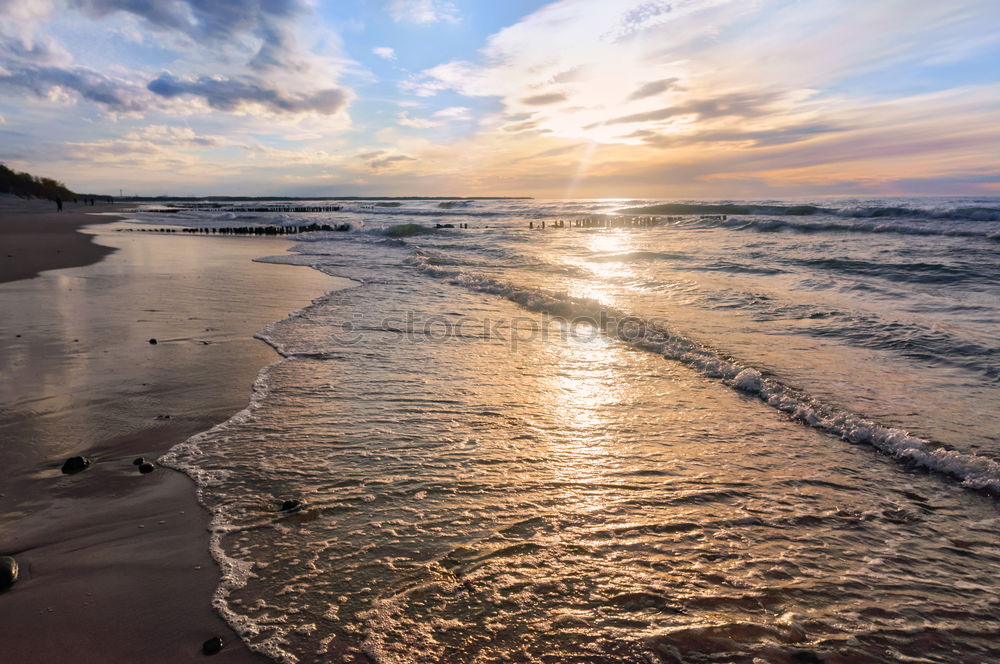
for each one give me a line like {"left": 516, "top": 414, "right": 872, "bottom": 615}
{"left": 0, "top": 204, "right": 352, "bottom": 662}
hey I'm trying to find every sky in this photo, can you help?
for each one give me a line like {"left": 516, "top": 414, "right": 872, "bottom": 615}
{"left": 1, "top": 0, "right": 999, "bottom": 198}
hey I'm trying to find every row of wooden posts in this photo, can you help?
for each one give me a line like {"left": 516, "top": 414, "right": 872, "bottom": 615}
{"left": 120, "top": 206, "right": 345, "bottom": 214}
{"left": 529, "top": 214, "right": 727, "bottom": 229}
{"left": 117, "top": 214, "right": 731, "bottom": 236}
{"left": 120, "top": 223, "right": 351, "bottom": 235}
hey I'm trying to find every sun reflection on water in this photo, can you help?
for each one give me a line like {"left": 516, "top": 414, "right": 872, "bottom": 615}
{"left": 537, "top": 331, "right": 631, "bottom": 513}
{"left": 563, "top": 229, "right": 638, "bottom": 305}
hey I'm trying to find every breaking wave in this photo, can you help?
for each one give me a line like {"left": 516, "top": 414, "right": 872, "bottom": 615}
{"left": 617, "top": 202, "right": 1000, "bottom": 221}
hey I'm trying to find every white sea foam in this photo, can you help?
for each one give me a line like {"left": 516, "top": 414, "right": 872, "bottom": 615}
{"left": 160, "top": 361, "right": 303, "bottom": 663}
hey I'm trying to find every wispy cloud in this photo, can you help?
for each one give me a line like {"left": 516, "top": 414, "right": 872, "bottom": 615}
{"left": 521, "top": 92, "right": 567, "bottom": 106}
{"left": 387, "top": 0, "right": 460, "bottom": 25}
{"left": 432, "top": 106, "right": 471, "bottom": 120}
{"left": 397, "top": 111, "right": 440, "bottom": 129}
{"left": 373, "top": 46, "right": 396, "bottom": 60}
{"left": 124, "top": 125, "right": 231, "bottom": 147}
{"left": 627, "top": 78, "right": 680, "bottom": 101}
{"left": 147, "top": 73, "right": 349, "bottom": 115}
{"left": 368, "top": 152, "right": 416, "bottom": 171}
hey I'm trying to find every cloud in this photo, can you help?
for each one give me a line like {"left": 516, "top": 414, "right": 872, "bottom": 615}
{"left": 396, "top": 106, "right": 470, "bottom": 129}
{"left": 368, "top": 153, "right": 416, "bottom": 171}
{"left": 605, "top": 91, "right": 778, "bottom": 125}
{"left": 432, "top": 106, "right": 471, "bottom": 120}
{"left": 397, "top": 111, "right": 440, "bottom": 128}
{"left": 627, "top": 78, "right": 679, "bottom": 101}
{"left": 0, "top": 36, "right": 148, "bottom": 110}
{"left": 521, "top": 92, "right": 567, "bottom": 106}
{"left": 387, "top": 0, "right": 459, "bottom": 25}
{"left": 402, "top": 0, "right": 1000, "bottom": 157}
{"left": 0, "top": 1, "right": 353, "bottom": 121}
{"left": 124, "top": 125, "right": 230, "bottom": 147}
{"left": 148, "top": 72, "right": 349, "bottom": 115}
{"left": 58, "top": 138, "right": 201, "bottom": 170}
{"left": 373, "top": 46, "right": 396, "bottom": 60}
{"left": 0, "top": 1, "right": 54, "bottom": 19}
{"left": 630, "top": 122, "right": 843, "bottom": 149}
{"left": 65, "top": 0, "right": 309, "bottom": 70}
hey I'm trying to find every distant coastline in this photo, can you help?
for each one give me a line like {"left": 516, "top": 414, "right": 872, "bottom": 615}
{"left": 120, "top": 195, "right": 534, "bottom": 202}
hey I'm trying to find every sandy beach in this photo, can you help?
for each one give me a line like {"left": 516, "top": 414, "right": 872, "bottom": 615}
{"left": 0, "top": 203, "right": 350, "bottom": 662}
{"left": 0, "top": 196, "right": 119, "bottom": 283}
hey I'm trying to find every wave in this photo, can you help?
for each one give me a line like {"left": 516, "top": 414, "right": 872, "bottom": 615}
{"left": 837, "top": 205, "right": 1000, "bottom": 221}
{"left": 806, "top": 317, "right": 999, "bottom": 379}
{"left": 379, "top": 223, "right": 440, "bottom": 238}
{"left": 588, "top": 250, "right": 694, "bottom": 263}
{"left": 617, "top": 202, "right": 1000, "bottom": 221}
{"left": 159, "top": 361, "right": 298, "bottom": 664}
{"left": 406, "top": 253, "right": 1000, "bottom": 496}
{"left": 412, "top": 247, "right": 589, "bottom": 277}
{"left": 618, "top": 203, "right": 826, "bottom": 216}
{"left": 158, "top": 281, "right": 366, "bottom": 664}
{"left": 647, "top": 215, "right": 1000, "bottom": 241}
{"left": 343, "top": 206, "right": 504, "bottom": 218}
{"left": 794, "top": 257, "right": 997, "bottom": 285}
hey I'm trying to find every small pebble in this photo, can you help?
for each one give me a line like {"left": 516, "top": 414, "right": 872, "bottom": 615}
{"left": 148, "top": 338, "right": 157, "bottom": 345}
{"left": 202, "top": 636, "right": 224, "bottom": 655}
{"left": 133, "top": 457, "right": 145, "bottom": 466}
{"left": 0, "top": 556, "right": 18, "bottom": 588}
{"left": 138, "top": 462, "right": 155, "bottom": 474}
{"left": 61, "top": 456, "right": 91, "bottom": 474}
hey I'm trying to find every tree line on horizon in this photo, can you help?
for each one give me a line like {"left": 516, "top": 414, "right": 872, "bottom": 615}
{"left": 0, "top": 163, "right": 78, "bottom": 201}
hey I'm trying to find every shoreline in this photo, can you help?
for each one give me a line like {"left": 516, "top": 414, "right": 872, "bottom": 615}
{"left": 0, "top": 208, "right": 349, "bottom": 662}
{"left": 0, "top": 196, "right": 123, "bottom": 283}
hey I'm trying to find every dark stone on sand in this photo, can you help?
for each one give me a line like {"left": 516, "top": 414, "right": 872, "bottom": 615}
{"left": 0, "top": 556, "right": 18, "bottom": 588}
{"left": 133, "top": 457, "right": 145, "bottom": 466}
{"left": 148, "top": 338, "right": 158, "bottom": 344}
{"left": 138, "top": 462, "right": 155, "bottom": 474}
{"left": 280, "top": 499, "right": 304, "bottom": 512}
{"left": 202, "top": 636, "right": 224, "bottom": 655}
{"left": 61, "top": 456, "right": 91, "bottom": 474}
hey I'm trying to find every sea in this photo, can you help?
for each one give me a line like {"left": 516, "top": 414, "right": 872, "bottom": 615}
{"left": 131, "top": 197, "right": 1000, "bottom": 664}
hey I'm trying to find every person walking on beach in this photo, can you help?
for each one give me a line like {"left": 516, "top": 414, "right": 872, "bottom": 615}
{"left": 55, "top": 196, "right": 63, "bottom": 212}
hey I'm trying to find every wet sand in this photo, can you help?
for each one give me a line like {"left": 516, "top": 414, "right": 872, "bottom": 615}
{"left": 0, "top": 196, "right": 121, "bottom": 283}
{"left": 0, "top": 211, "right": 352, "bottom": 662}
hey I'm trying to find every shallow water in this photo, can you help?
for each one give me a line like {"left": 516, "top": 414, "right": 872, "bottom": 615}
{"left": 153, "top": 198, "right": 1000, "bottom": 663}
